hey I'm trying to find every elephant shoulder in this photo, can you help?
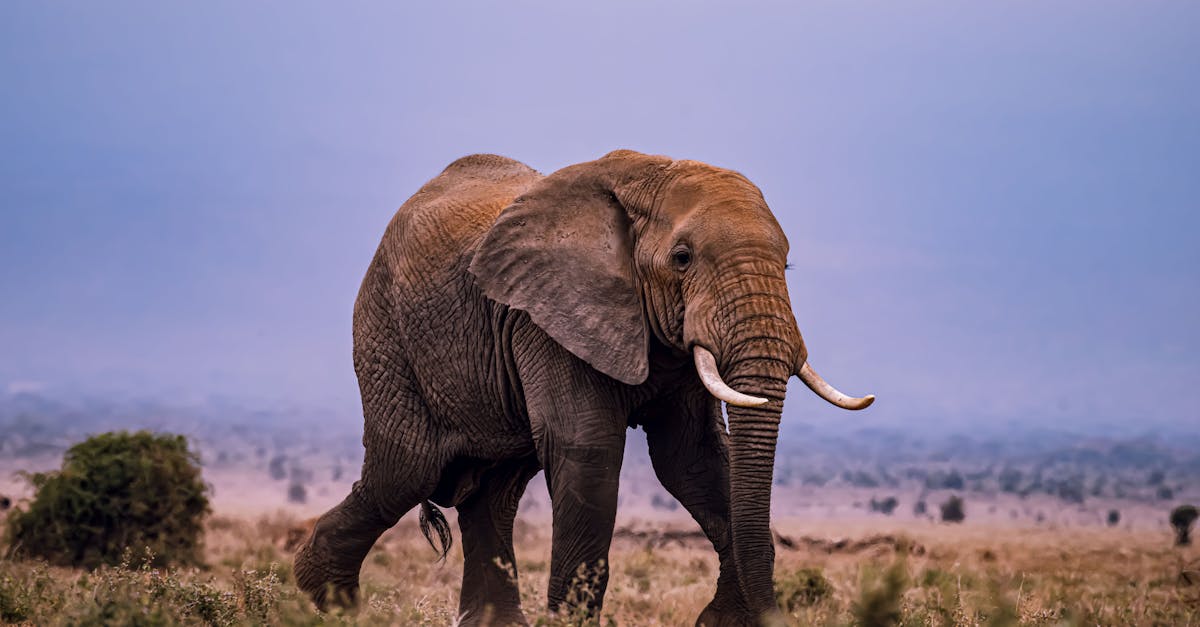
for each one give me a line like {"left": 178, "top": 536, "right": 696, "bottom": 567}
{"left": 378, "top": 155, "right": 542, "bottom": 287}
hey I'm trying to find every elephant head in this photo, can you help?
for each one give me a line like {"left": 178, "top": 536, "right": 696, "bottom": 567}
{"left": 470, "top": 149, "right": 873, "bottom": 617}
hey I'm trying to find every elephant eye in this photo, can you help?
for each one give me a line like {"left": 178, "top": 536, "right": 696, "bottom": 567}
{"left": 671, "top": 249, "right": 692, "bottom": 271}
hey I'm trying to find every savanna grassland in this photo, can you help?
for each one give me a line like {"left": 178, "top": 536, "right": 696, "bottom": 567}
{"left": 1, "top": 512, "right": 1197, "bottom": 626}
{"left": 2, "top": 395, "right": 1198, "bottom": 625}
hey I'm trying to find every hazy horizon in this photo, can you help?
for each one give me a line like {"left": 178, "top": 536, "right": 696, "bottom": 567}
{"left": 2, "top": 3, "right": 1197, "bottom": 435}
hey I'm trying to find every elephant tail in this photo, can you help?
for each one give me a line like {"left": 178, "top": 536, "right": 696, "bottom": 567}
{"left": 418, "top": 501, "right": 452, "bottom": 561}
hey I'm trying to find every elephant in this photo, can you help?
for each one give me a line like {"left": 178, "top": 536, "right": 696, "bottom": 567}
{"left": 293, "top": 150, "right": 874, "bottom": 626}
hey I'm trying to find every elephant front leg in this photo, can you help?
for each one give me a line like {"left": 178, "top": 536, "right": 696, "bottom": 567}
{"left": 456, "top": 458, "right": 540, "bottom": 627}
{"left": 641, "top": 391, "right": 755, "bottom": 627}
{"left": 543, "top": 441, "right": 625, "bottom": 618}
{"left": 516, "top": 334, "right": 630, "bottom": 620}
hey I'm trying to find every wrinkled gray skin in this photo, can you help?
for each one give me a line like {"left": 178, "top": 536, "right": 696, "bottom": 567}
{"left": 294, "top": 150, "right": 870, "bottom": 626}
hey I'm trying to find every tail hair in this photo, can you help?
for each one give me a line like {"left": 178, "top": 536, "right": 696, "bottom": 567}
{"left": 418, "top": 501, "right": 452, "bottom": 561}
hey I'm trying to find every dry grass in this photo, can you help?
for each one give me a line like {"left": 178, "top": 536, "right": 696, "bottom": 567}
{"left": 2, "top": 511, "right": 1197, "bottom": 626}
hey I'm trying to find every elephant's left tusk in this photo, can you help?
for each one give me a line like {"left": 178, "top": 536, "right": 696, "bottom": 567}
{"left": 693, "top": 346, "right": 770, "bottom": 407}
{"left": 797, "top": 361, "right": 875, "bottom": 410}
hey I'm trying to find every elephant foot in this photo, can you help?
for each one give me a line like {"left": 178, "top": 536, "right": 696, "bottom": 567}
{"left": 697, "top": 596, "right": 784, "bottom": 627}
{"left": 457, "top": 604, "right": 529, "bottom": 627}
{"left": 294, "top": 534, "right": 361, "bottom": 611}
{"left": 696, "top": 604, "right": 757, "bottom": 627}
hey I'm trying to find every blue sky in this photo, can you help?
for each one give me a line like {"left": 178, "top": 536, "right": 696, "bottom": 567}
{"left": 1, "top": 2, "right": 1197, "bottom": 434}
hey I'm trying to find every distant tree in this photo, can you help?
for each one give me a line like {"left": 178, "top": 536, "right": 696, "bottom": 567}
{"left": 939, "top": 496, "right": 965, "bottom": 523}
{"left": 0, "top": 495, "right": 9, "bottom": 510}
{"left": 268, "top": 455, "right": 287, "bottom": 481}
{"left": 1056, "top": 476, "right": 1086, "bottom": 504}
{"left": 870, "top": 496, "right": 899, "bottom": 516}
{"left": 1170, "top": 505, "right": 1198, "bottom": 546}
{"left": 650, "top": 493, "right": 679, "bottom": 511}
{"left": 287, "top": 482, "right": 307, "bottom": 504}
{"left": 802, "top": 473, "right": 830, "bottom": 487}
{"left": 913, "top": 500, "right": 927, "bottom": 516}
{"left": 925, "top": 469, "right": 964, "bottom": 491}
{"left": 1106, "top": 509, "right": 1120, "bottom": 527}
{"left": 1147, "top": 469, "right": 1165, "bottom": 486}
{"left": 1157, "top": 485, "right": 1175, "bottom": 501}
{"left": 847, "top": 471, "right": 880, "bottom": 488}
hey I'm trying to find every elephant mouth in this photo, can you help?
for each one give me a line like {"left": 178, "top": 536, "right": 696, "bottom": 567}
{"left": 691, "top": 345, "right": 874, "bottom": 411}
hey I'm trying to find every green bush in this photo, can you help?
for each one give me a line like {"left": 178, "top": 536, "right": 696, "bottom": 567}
{"left": 3, "top": 430, "right": 211, "bottom": 569}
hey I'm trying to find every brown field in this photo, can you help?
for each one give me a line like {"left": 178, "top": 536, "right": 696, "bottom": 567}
{"left": 2, "top": 417, "right": 1198, "bottom": 625}
{"left": 2, "top": 506, "right": 1197, "bottom": 626}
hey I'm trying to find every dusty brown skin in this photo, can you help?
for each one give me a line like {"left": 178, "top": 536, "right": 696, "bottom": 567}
{"left": 294, "top": 150, "right": 872, "bottom": 626}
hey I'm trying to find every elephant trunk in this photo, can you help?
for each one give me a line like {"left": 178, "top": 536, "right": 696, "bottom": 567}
{"left": 691, "top": 270, "right": 801, "bottom": 619}
{"left": 723, "top": 343, "right": 791, "bottom": 617}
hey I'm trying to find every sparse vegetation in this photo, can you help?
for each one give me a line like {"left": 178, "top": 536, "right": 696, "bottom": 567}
{"left": 1106, "top": 509, "right": 1120, "bottom": 527}
{"left": 3, "top": 431, "right": 210, "bottom": 569}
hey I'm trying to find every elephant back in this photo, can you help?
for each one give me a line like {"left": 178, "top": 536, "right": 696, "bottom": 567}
{"left": 377, "top": 154, "right": 542, "bottom": 291}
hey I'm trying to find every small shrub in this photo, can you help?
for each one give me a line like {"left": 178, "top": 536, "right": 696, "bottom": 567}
{"left": 0, "top": 495, "right": 10, "bottom": 511}
{"left": 3, "top": 430, "right": 211, "bottom": 568}
{"left": 0, "top": 574, "right": 33, "bottom": 623}
{"left": 914, "top": 500, "right": 927, "bottom": 516}
{"left": 940, "top": 496, "right": 966, "bottom": 523}
{"left": 1107, "top": 509, "right": 1120, "bottom": 527}
{"left": 853, "top": 558, "right": 907, "bottom": 627}
{"left": 1170, "top": 504, "right": 1198, "bottom": 546}
{"left": 776, "top": 567, "right": 833, "bottom": 611}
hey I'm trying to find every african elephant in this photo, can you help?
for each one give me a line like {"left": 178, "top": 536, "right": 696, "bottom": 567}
{"left": 294, "top": 150, "right": 873, "bottom": 626}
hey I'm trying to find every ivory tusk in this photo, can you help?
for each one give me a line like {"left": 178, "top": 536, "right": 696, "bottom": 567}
{"left": 797, "top": 362, "right": 875, "bottom": 410}
{"left": 693, "top": 346, "right": 770, "bottom": 407}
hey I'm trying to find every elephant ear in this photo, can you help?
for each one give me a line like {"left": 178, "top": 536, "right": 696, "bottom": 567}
{"left": 469, "top": 161, "right": 649, "bottom": 385}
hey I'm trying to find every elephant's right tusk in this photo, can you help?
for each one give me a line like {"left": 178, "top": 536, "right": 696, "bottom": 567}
{"left": 797, "top": 361, "right": 875, "bottom": 410}
{"left": 693, "top": 346, "right": 770, "bottom": 407}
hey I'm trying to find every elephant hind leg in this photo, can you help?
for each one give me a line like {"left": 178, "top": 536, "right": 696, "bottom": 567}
{"left": 456, "top": 457, "right": 539, "bottom": 627}
{"left": 294, "top": 480, "right": 416, "bottom": 610}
